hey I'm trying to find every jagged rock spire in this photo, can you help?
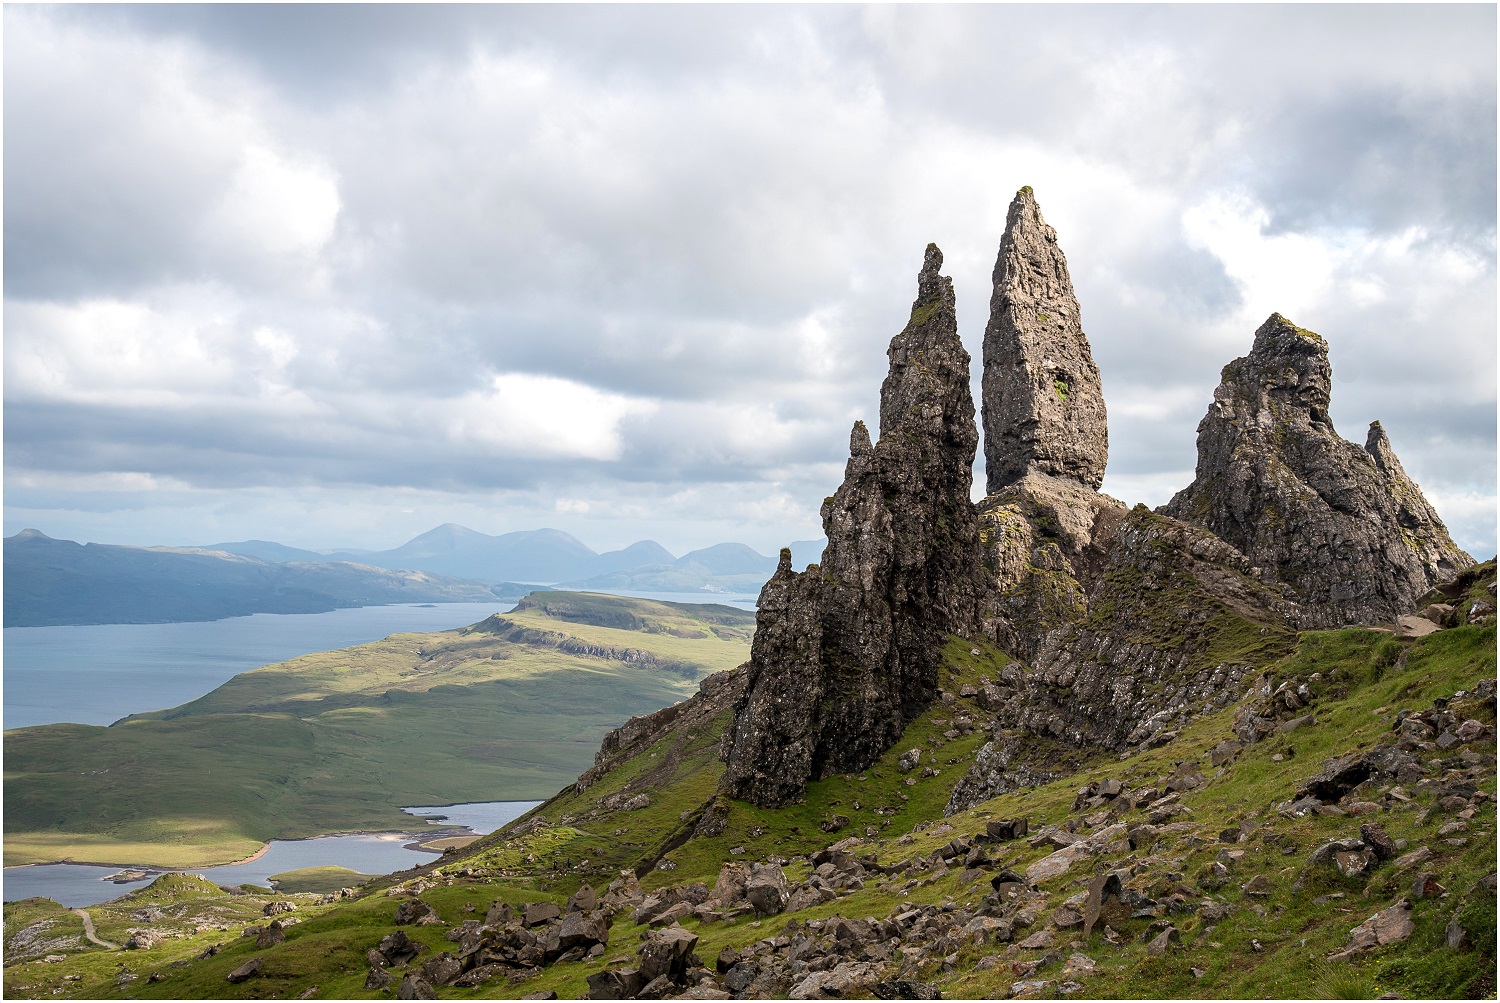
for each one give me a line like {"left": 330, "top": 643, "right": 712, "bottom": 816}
{"left": 1163, "top": 313, "right": 1473, "bottom": 627}
{"left": 1365, "top": 420, "right": 1473, "bottom": 581}
{"left": 982, "top": 187, "right": 1108, "bottom": 493}
{"left": 722, "top": 244, "right": 986, "bottom": 808}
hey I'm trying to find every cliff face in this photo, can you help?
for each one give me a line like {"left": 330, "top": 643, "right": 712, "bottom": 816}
{"left": 1162, "top": 313, "right": 1473, "bottom": 627}
{"left": 982, "top": 187, "right": 1109, "bottom": 494}
{"left": 1365, "top": 420, "right": 1473, "bottom": 583}
{"left": 721, "top": 245, "right": 987, "bottom": 808}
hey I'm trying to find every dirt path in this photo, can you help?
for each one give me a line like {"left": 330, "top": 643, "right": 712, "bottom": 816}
{"left": 72, "top": 909, "right": 118, "bottom": 950}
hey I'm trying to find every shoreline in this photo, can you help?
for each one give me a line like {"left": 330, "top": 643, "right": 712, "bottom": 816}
{"left": 3, "top": 825, "right": 473, "bottom": 874}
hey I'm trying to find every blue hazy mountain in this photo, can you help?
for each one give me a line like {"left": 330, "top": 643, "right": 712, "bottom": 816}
{"left": 3, "top": 530, "right": 519, "bottom": 627}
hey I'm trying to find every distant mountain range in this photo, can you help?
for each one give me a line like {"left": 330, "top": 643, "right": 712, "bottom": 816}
{"left": 204, "top": 524, "right": 826, "bottom": 593}
{"left": 4, "top": 526, "right": 827, "bottom": 627}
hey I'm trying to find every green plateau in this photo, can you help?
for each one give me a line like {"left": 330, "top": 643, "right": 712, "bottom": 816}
{"left": 2, "top": 592, "right": 755, "bottom": 869}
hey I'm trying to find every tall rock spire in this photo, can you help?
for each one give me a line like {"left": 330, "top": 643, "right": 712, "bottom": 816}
{"left": 1163, "top": 313, "right": 1473, "bottom": 627}
{"left": 982, "top": 187, "right": 1108, "bottom": 493}
{"left": 722, "top": 244, "right": 986, "bottom": 808}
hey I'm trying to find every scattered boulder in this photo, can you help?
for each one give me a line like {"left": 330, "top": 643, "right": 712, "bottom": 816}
{"left": 567, "top": 883, "right": 598, "bottom": 913}
{"left": 874, "top": 980, "right": 941, "bottom": 1000}
{"left": 638, "top": 926, "right": 699, "bottom": 984}
{"left": 226, "top": 958, "right": 263, "bottom": 984}
{"left": 1331, "top": 900, "right": 1414, "bottom": 959}
{"left": 394, "top": 899, "right": 441, "bottom": 926}
{"left": 396, "top": 974, "right": 438, "bottom": 1000}
{"left": 745, "top": 862, "right": 790, "bottom": 916}
{"left": 1083, "top": 871, "right": 1127, "bottom": 937}
{"left": 124, "top": 929, "right": 163, "bottom": 951}
{"left": 524, "top": 901, "right": 562, "bottom": 927}
{"left": 418, "top": 953, "right": 465, "bottom": 987}
{"left": 1360, "top": 822, "right": 1399, "bottom": 862}
{"left": 789, "top": 961, "right": 886, "bottom": 1000}
{"left": 587, "top": 968, "right": 645, "bottom": 1000}
{"left": 986, "top": 818, "right": 1029, "bottom": 841}
{"left": 1146, "top": 926, "right": 1179, "bottom": 957}
{"left": 374, "top": 930, "right": 425, "bottom": 967}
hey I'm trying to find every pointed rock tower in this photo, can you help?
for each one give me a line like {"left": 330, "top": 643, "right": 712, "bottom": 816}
{"left": 976, "top": 189, "right": 1124, "bottom": 656}
{"left": 982, "top": 187, "right": 1109, "bottom": 493}
{"left": 722, "top": 245, "right": 987, "bottom": 808}
{"left": 1163, "top": 313, "right": 1473, "bottom": 627}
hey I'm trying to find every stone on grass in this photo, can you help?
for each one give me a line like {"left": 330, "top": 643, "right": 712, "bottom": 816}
{"left": 1330, "top": 900, "right": 1414, "bottom": 959}
{"left": 226, "top": 958, "right": 263, "bottom": 984}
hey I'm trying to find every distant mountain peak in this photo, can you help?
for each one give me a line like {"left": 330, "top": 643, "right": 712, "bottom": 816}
{"left": 9, "top": 528, "right": 53, "bottom": 541}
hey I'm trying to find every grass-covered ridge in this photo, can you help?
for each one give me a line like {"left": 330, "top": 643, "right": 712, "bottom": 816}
{"left": 2, "top": 593, "right": 753, "bottom": 869}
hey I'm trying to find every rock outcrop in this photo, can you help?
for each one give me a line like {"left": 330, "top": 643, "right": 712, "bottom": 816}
{"left": 951, "top": 504, "right": 1301, "bottom": 811}
{"left": 1163, "top": 313, "right": 1472, "bottom": 627}
{"left": 722, "top": 244, "right": 987, "bottom": 807}
{"left": 982, "top": 187, "right": 1108, "bottom": 494}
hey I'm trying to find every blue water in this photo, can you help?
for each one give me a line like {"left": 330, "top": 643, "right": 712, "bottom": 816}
{"left": 2, "top": 587, "right": 753, "bottom": 907}
{"left": 1, "top": 801, "right": 540, "bottom": 908}
{"left": 3, "top": 602, "right": 511, "bottom": 730}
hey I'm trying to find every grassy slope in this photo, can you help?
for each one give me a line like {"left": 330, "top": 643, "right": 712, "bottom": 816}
{"left": 4, "top": 618, "right": 1493, "bottom": 1000}
{"left": 3, "top": 594, "right": 752, "bottom": 868}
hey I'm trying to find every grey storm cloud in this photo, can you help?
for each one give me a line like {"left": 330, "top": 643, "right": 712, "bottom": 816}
{"left": 3, "top": 4, "right": 1494, "bottom": 556}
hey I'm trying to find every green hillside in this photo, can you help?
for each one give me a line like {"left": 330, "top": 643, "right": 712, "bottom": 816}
{"left": 5, "top": 603, "right": 1492, "bottom": 1000}
{"left": 2, "top": 593, "right": 754, "bottom": 868}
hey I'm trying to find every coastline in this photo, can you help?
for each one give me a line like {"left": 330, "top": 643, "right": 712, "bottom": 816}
{"left": 2, "top": 826, "right": 468, "bottom": 873}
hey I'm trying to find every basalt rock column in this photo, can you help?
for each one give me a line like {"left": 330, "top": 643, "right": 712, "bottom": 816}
{"left": 982, "top": 187, "right": 1109, "bottom": 493}
{"left": 722, "top": 244, "right": 986, "bottom": 808}
{"left": 1163, "top": 313, "right": 1473, "bottom": 627}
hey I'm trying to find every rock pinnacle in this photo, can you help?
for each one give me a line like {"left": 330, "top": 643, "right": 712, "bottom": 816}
{"left": 721, "top": 244, "right": 985, "bottom": 808}
{"left": 982, "top": 187, "right": 1108, "bottom": 493}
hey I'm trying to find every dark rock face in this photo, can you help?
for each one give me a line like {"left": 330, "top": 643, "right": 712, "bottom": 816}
{"left": 722, "top": 244, "right": 987, "bottom": 807}
{"left": 1364, "top": 421, "right": 1473, "bottom": 582}
{"left": 982, "top": 187, "right": 1108, "bottom": 494}
{"left": 1163, "top": 313, "right": 1472, "bottom": 627}
{"left": 951, "top": 506, "right": 1300, "bottom": 812}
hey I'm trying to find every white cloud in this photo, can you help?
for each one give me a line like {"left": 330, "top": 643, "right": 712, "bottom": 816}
{"left": 2, "top": 5, "right": 1492, "bottom": 559}
{"left": 445, "top": 374, "right": 657, "bottom": 462}
{"left": 207, "top": 145, "right": 341, "bottom": 265}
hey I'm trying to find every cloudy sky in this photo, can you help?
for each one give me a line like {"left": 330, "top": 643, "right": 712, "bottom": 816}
{"left": 5, "top": 5, "right": 1496, "bottom": 559}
